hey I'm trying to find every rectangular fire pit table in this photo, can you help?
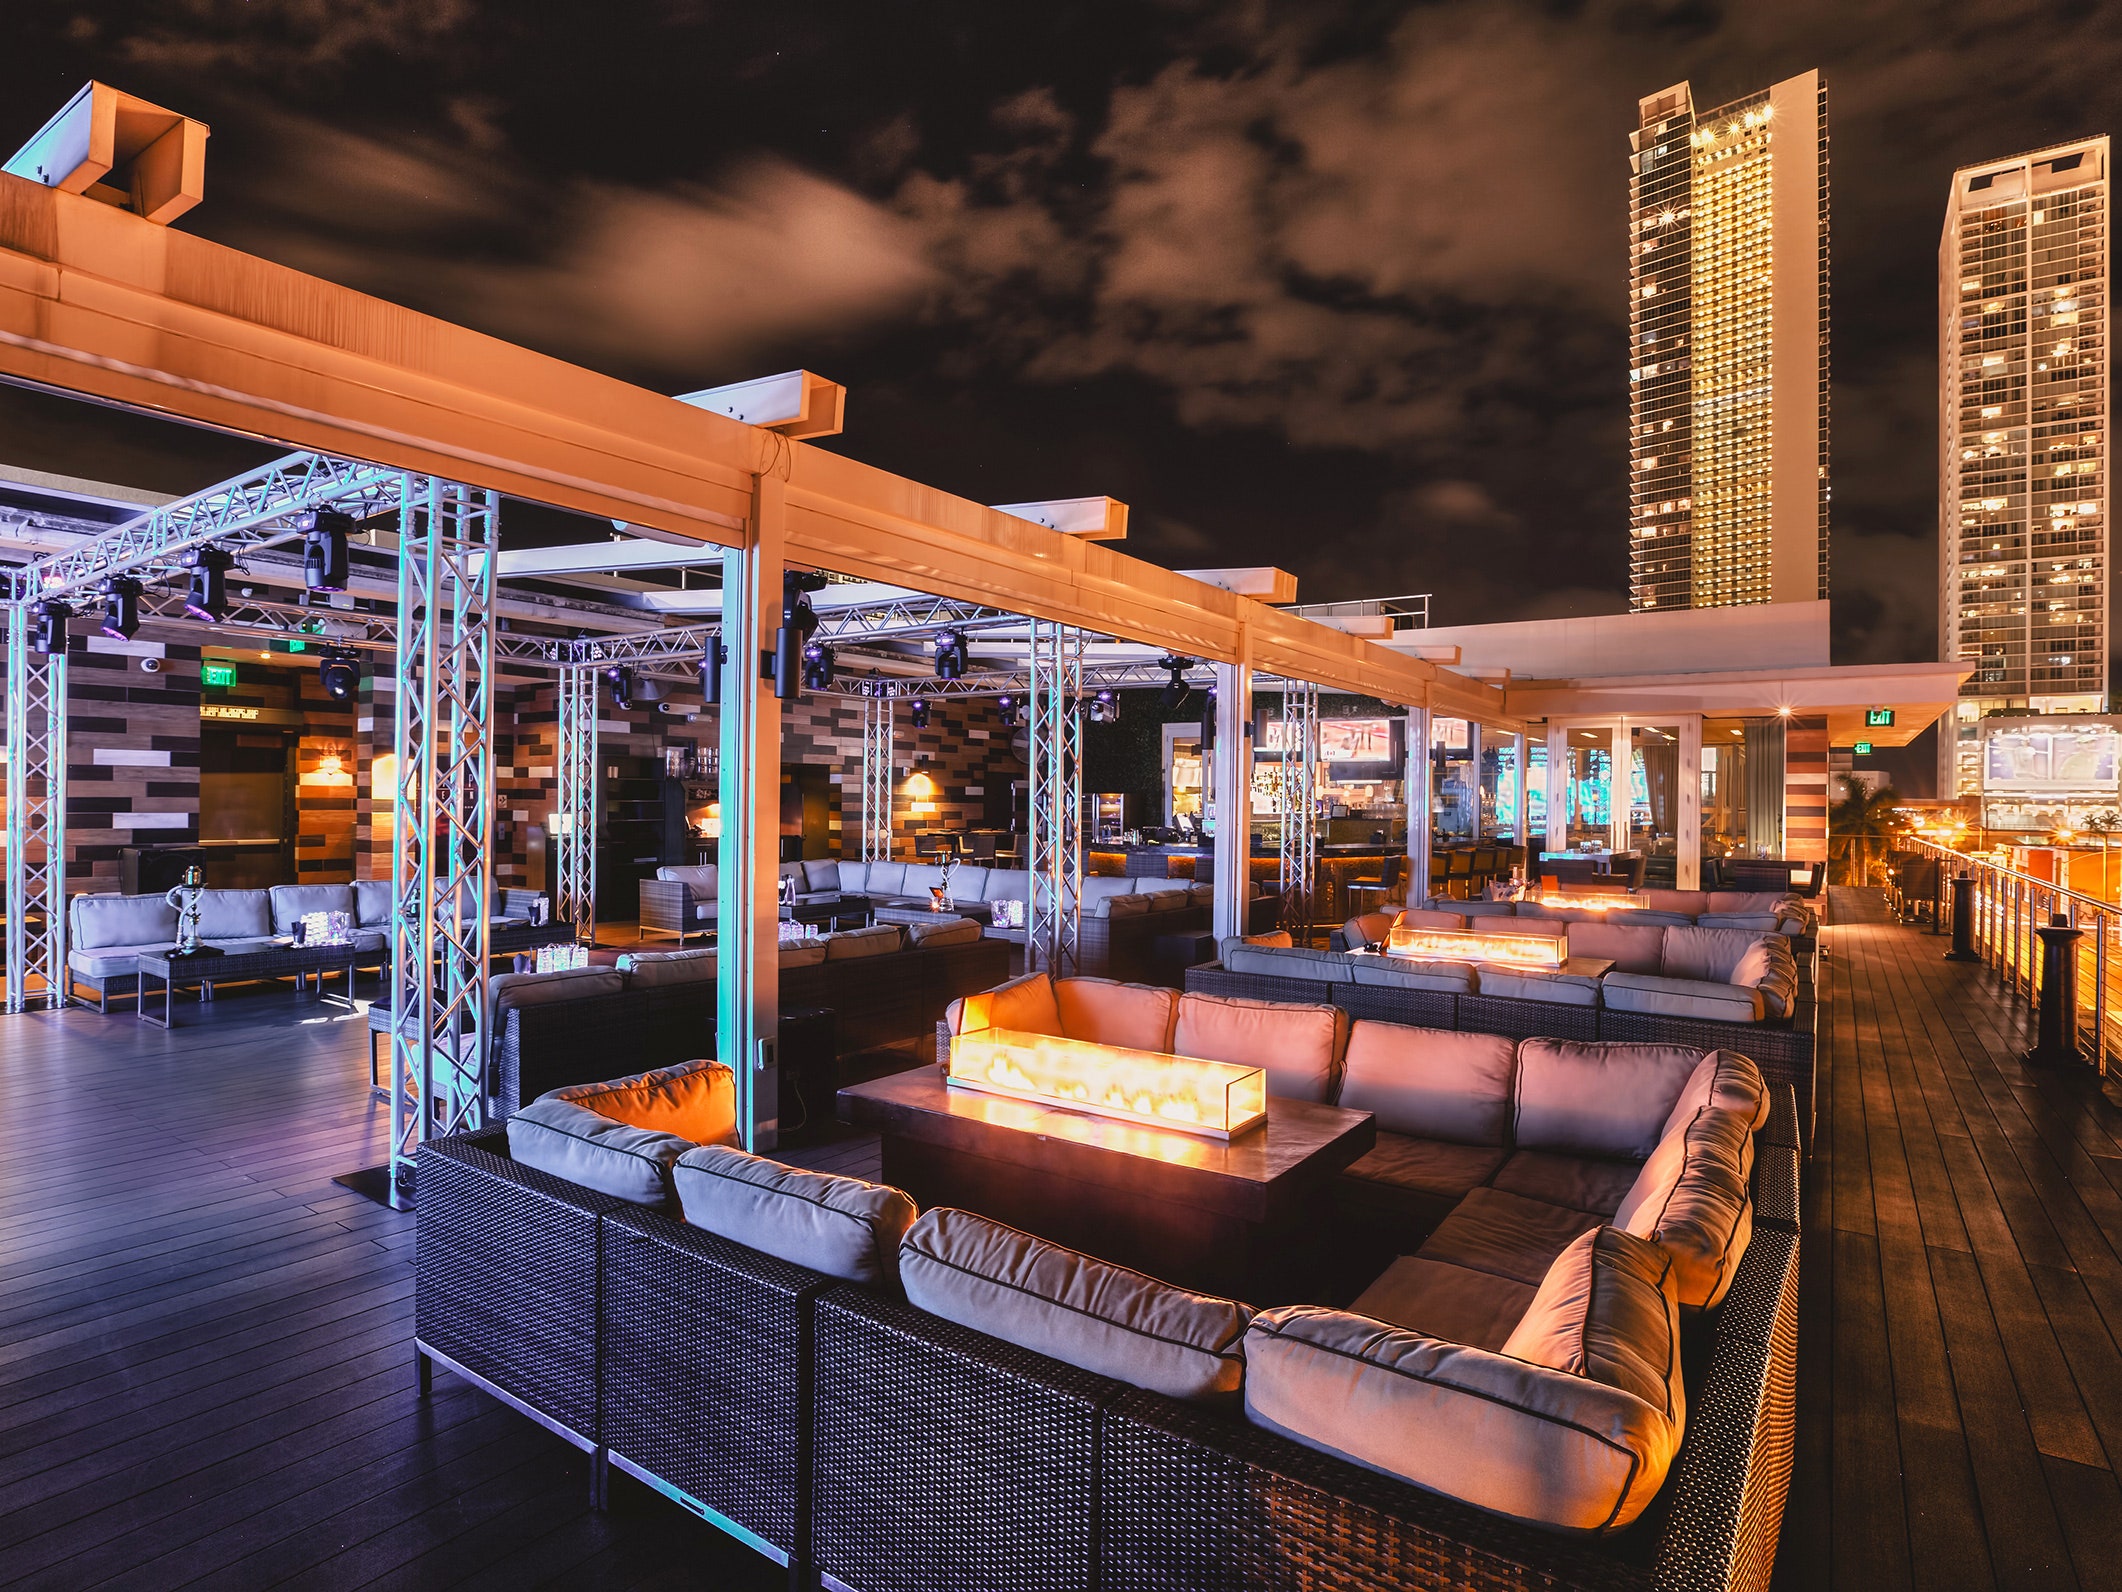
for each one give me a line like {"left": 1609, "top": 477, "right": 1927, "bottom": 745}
{"left": 838, "top": 1066, "right": 1374, "bottom": 1303}
{"left": 136, "top": 943, "right": 361, "bottom": 1029}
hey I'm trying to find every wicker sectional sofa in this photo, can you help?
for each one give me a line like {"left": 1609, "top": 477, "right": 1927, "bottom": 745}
{"left": 418, "top": 981, "right": 1800, "bottom": 1591}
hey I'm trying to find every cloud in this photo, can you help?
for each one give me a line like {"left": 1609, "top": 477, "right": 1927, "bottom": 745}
{"left": 116, "top": 0, "right": 477, "bottom": 76}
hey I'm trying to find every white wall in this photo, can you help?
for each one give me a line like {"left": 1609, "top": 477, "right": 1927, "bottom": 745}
{"left": 1402, "top": 599, "right": 1831, "bottom": 681}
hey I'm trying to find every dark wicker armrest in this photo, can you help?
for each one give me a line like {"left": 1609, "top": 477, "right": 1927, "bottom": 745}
{"left": 414, "top": 1131, "right": 624, "bottom": 1445}
{"left": 601, "top": 1207, "right": 828, "bottom": 1564}
{"left": 810, "top": 1284, "right": 1120, "bottom": 1592}
{"left": 1760, "top": 1084, "right": 1800, "bottom": 1153}
{"left": 1099, "top": 1389, "right": 1653, "bottom": 1592}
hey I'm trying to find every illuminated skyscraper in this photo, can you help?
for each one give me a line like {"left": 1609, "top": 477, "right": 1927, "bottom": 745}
{"left": 1628, "top": 73, "right": 1829, "bottom": 612}
{"left": 1937, "top": 138, "right": 2111, "bottom": 799}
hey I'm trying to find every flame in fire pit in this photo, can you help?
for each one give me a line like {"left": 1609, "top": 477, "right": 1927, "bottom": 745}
{"left": 947, "top": 1029, "right": 1268, "bottom": 1140}
{"left": 1385, "top": 924, "right": 1568, "bottom": 968}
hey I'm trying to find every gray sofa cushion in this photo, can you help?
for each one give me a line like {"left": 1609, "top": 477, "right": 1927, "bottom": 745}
{"left": 67, "top": 941, "right": 177, "bottom": 978}
{"left": 353, "top": 879, "right": 393, "bottom": 928}
{"left": 1600, "top": 972, "right": 1764, "bottom": 1023}
{"left": 658, "top": 863, "right": 718, "bottom": 890}
{"left": 803, "top": 858, "right": 842, "bottom": 892}
{"left": 1338, "top": 1022, "right": 1517, "bottom": 1145}
{"left": 863, "top": 861, "right": 908, "bottom": 895}
{"left": 490, "top": 966, "right": 625, "bottom": 1018}
{"left": 983, "top": 869, "right": 1031, "bottom": 902}
{"left": 824, "top": 924, "right": 904, "bottom": 961}
{"left": 1351, "top": 956, "right": 1478, "bottom": 995}
{"left": 507, "top": 1097, "right": 698, "bottom": 1206}
{"left": 1351, "top": 1255, "right": 1534, "bottom": 1353}
{"left": 675, "top": 1145, "right": 916, "bottom": 1285}
{"left": 905, "top": 915, "right": 984, "bottom": 948}
{"left": 1476, "top": 968, "right": 1603, "bottom": 1006}
{"left": 268, "top": 884, "right": 356, "bottom": 934}
{"left": 1219, "top": 941, "right": 1354, "bottom": 984}
{"left": 618, "top": 947, "right": 719, "bottom": 987}
{"left": 71, "top": 893, "right": 179, "bottom": 950}
{"left": 1513, "top": 1039, "right": 1706, "bottom": 1159}
{"left": 196, "top": 889, "right": 273, "bottom": 941}
{"left": 900, "top": 1207, "right": 1252, "bottom": 1402}
{"left": 1659, "top": 925, "right": 1771, "bottom": 984}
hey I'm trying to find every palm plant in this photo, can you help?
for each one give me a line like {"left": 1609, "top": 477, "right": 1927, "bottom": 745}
{"left": 1830, "top": 780, "right": 1904, "bottom": 887}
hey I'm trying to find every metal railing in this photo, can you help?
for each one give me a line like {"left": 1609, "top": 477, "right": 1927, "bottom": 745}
{"left": 1908, "top": 837, "right": 2119, "bottom": 1073}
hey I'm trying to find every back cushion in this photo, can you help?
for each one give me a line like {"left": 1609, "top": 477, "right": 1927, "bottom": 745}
{"left": 900, "top": 1208, "right": 1252, "bottom": 1402}
{"left": 1614, "top": 1107, "right": 1757, "bottom": 1309}
{"left": 949, "top": 971, "right": 1064, "bottom": 1038}
{"left": 1707, "top": 890, "right": 1794, "bottom": 915}
{"left": 72, "top": 892, "right": 180, "bottom": 949}
{"left": 549, "top": 1058, "right": 739, "bottom": 1146}
{"left": 1514, "top": 1039, "right": 1706, "bottom": 1159}
{"left": 619, "top": 948, "right": 719, "bottom": 988}
{"left": 353, "top": 878, "right": 393, "bottom": 928}
{"left": 1174, "top": 993, "right": 1349, "bottom": 1103}
{"left": 902, "top": 864, "right": 948, "bottom": 895}
{"left": 491, "top": 966, "right": 625, "bottom": 1018}
{"left": 1639, "top": 889, "right": 1710, "bottom": 917}
{"left": 1338, "top": 1022, "right": 1516, "bottom": 1145}
{"left": 1080, "top": 875, "right": 1138, "bottom": 906}
{"left": 1243, "top": 1301, "right": 1681, "bottom": 1532}
{"left": 1499, "top": 1226, "right": 1684, "bottom": 1421}
{"left": 824, "top": 924, "right": 904, "bottom": 961}
{"left": 905, "top": 915, "right": 983, "bottom": 949}
{"left": 268, "top": 883, "right": 356, "bottom": 934}
{"left": 864, "top": 861, "right": 908, "bottom": 895}
{"left": 984, "top": 869, "right": 1031, "bottom": 902}
{"left": 508, "top": 1099, "right": 697, "bottom": 1206}
{"left": 1660, "top": 926, "right": 1766, "bottom": 984}
{"left": 675, "top": 1145, "right": 916, "bottom": 1285}
{"left": 779, "top": 942, "right": 828, "bottom": 969}
{"left": 1395, "top": 908, "right": 1470, "bottom": 931}
{"left": 1343, "top": 913, "right": 1396, "bottom": 949}
{"left": 1055, "top": 977, "right": 1179, "bottom": 1053}
{"left": 196, "top": 889, "right": 273, "bottom": 940}
{"left": 659, "top": 864, "right": 717, "bottom": 889}
{"left": 1662, "top": 1050, "right": 1769, "bottom": 1138}
{"left": 802, "top": 859, "right": 842, "bottom": 892}
{"left": 1565, "top": 921, "right": 1667, "bottom": 975}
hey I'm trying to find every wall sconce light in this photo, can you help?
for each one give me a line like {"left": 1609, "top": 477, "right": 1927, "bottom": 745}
{"left": 318, "top": 753, "right": 344, "bottom": 778}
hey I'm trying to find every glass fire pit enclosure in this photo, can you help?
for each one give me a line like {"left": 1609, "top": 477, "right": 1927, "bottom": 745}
{"left": 1385, "top": 923, "right": 1570, "bottom": 967}
{"left": 946, "top": 1029, "right": 1269, "bottom": 1141}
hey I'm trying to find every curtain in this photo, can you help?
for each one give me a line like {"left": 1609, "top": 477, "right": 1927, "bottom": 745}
{"left": 1745, "top": 718, "right": 1785, "bottom": 857}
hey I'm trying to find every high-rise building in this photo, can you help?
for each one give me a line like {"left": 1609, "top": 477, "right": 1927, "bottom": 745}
{"left": 1628, "top": 73, "right": 1830, "bottom": 613}
{"left": 1937, "top": 138, "right": 2111, "bottom": 800}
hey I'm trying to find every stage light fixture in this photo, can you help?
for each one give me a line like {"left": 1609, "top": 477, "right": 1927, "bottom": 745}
{"left": 318, "top": 649, "right": 361, "bottom": 700}
{"left": 296, "top": 509, "right": 353, "bottom": 592}
{"left": 605, "top": 664, "right": 635, "bottom": 710}
{"left": 909, "top": 699, "right": 931, "bottom": 729}
{"left": 775, "top": 570, "right": 827, "bottom": 698}
{"left": 30, "top": 600, "right": 71, "bottom": 654}
{"left": 1201, "top": 691, "right": 1217, "bottom": 752}
{"left": 99, "top": 577, "right": 141, "bottom": 640}
{"left": 1159, "top": 656, "right": 1196, "bottom": 710}
{"left": 994, "top": 694, "right": 1018, "bottom": 728}
{"left": 183, "top": 547, "right": 232, "bottom": 622}
{"left": 1089, "top": 688, "right": 1120, "bottom": 725}
{"left": 933, "top": 630, "right": 968, "bottom": 680}
{"left": 699, "top": 638, "right": 727, "bottom": 705}
{"left": 801, "top": 642, "right": 836, "bottom": 693}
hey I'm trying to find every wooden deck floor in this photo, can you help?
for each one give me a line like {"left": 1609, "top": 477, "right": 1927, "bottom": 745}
{"left": 8, "top": 896, "right": 2122, "bottom": 1588}
{"left": 1783, "top": 888, "right": 2122, "bottom": 1592}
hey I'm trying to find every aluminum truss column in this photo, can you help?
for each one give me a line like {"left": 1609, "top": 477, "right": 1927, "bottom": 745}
{"left": 1405, "top": 704, "right": 1432, "bottom": 909}
{"left": 4, "top": 609, "right": 67, "bottom": 1013}
{"left": 1210, "top": 661, "right": 1253, "bottom": 941}
{"left": 387, "top": 477, "right": 499, "bottom": 1199}
{"left": 1278, "top": 682, "right": 1320, "bottom": 945}
{"left": 1676, "top": 715, "right": 1703, "bottom": 890}
{"left": 553, "top": 665, "right": 599, "bottom": 939}
{"left": 861, "top": 695, "right": 895, "bottom": 862}
{"left": 1028, "top": 621, "right": 1085, "bottom": 977}
{"left": 716, "top": 474, "right": 785, "bottom": 1151}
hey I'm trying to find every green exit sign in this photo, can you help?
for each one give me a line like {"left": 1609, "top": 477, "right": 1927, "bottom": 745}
{"left": 1864, "top": 708, "right": 1895, "bottom": 727}
{"left": 200, "top": 662, "right": 238, "bottom": 688}
{"left": 1854, "top": 741, "right": 1873, "bottom": 756}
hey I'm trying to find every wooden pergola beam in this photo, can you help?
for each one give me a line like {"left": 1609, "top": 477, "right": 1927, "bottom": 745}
{"left": 0, "top": 175, "right": 1503, "bottom": 713}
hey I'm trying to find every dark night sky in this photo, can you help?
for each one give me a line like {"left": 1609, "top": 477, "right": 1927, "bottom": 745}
{"left": 3, "top": 2, "right": 2120, "bottom": 701}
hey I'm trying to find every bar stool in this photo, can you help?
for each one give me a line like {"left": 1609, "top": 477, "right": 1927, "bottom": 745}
{"left": 1346, "top": 854, "right": 1403, "bottom": 917}
{"left": 1445, "top": 850, "right": 1473, "bottom": 900}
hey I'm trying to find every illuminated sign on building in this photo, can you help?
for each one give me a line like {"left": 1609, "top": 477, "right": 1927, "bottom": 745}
{"left": 201, "top": 704, "right": 260, "bottom": 722}
{"left": 200, "top": 662, "right": 238, "bottom": 687}
{"left": 1865, "top": 708, "right": 1895, "bottom": 728}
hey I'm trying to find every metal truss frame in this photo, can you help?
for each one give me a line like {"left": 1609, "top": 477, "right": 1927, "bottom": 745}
{"left": 1027, "top": 621, "right": 1084, "bottom": 977}
{"left": 861, "top": 694, "right": 895, "bottom": 862}
{"left": 5, "top": 452, "right": 402, "bottom": 604}
{"left": 1277, "top": 681, "right": 1320, "bottom": 946}
{"left": 553, "top": 665, "right": 599, "bottom": 939}
{"left": 387, "top": 478, "right": 500, "bottom": 1197}
{"left": 132, "top": 583, "right": 560, "bottom": 662}
{"left": 4, "top": 609, "right": 67, "bottom": 1012}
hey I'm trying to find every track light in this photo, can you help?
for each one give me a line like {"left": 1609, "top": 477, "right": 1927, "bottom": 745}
{"left": 775, "top": 570, "right": 827, "bottom": 698}
{"left": 801, "top": 642, "right": 835, "bottom": 693}
{"left": 909, "top": 699, "right": 931, "bottom": 730}
{"left": 1089, "top": 688, "right": 1120, "bottom": 725}
{"left": 1159, "top": 656, "right": 1196, "bottom": 710}
{"left": 605, "top": 664, "right": 634, "bottom": 710}
{"left": 99, "top": 576, "right": 141, "bottom": 640}
{"left": 296, "top": 509, "right": 353, "bottom": 592}
{"left": 699, "top": 638, "right": 726, "bottom": 705}
{"left": 933, "top": 630, "right": 968, "bottom": 681}
{"left": 318, "top": 649, "right": 361, "bottom": 700}
{"left": 30, "top": 600, "right": 71, "bottom": 655}
{"left": 184, "top": 547, "right": 232, "bottom": 622}
{"left": 995, "top": 694, "right": 1018, "bottom": 728}
{"left": 1201, "top": 691, "right": 1217, "bottom": 752}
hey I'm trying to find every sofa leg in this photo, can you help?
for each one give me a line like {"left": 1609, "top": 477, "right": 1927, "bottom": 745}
{"left": 415, "top": 1347, "right": 432, "bottom": 1398}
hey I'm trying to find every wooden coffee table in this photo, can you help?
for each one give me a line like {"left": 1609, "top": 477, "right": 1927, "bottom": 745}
{"left": 838, "top": 1067, "right": 1374, "bottom": 1302}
